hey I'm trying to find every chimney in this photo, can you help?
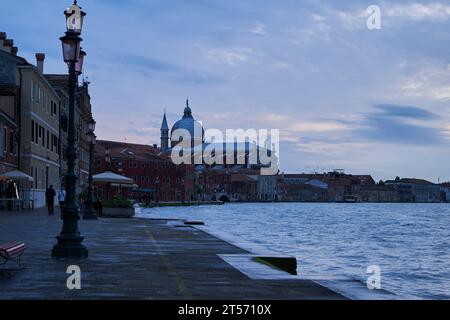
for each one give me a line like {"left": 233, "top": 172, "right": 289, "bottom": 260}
{"left": 3, "top": 38, "right": 13, "bottom": 53}
{"left": 11, "top": 47, "right": 18, "bottom": 56}
{"left": 36, "top": 53, "right": 45, "bottom": 74}
{"left": 0, "top": 32, "right": 6, "bottom": 51}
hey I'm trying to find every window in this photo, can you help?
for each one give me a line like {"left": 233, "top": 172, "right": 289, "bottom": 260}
{"left": 9, "top": 130, "right": 13, "bottom": 154}
{"left": 31, "top": 120, "right": 35, "bottom": 143}
{"left": 51, "top": 102, "right": 57, "bottom": 116}
{"left": 46, "top": 131, "right": 50, "bottom": 150}
{"left": 35, "top": 123, "right": 38, "bottom": 144}
{"left": 129, "top": 162, "right": 137, "bottom": 168}
{"left": 117, "top": 161, "right": 123, "bottom": 167}
{"left": 3, "top": 128, "right": 6, "bottom": 154}
{"left": 53, "top": 134, "right": 58, "bottom": 153}
{"left": 40, "top": 126, "right": 44, "bottom": 147}
{"left": 0, "top": 127, "right": 4, "bottom": 158}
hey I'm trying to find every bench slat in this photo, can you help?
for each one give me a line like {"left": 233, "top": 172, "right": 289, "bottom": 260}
{"left": 6, "top": 244, "right": 25, "bottom": 253}
{"left": 0, "top": 242, "right": 26, "bottom": 259}
{"left": 0, "top": 242, "right": 23, "bottom": 251}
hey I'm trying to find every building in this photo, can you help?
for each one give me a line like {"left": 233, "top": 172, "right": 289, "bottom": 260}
{"left": 42, "top": 75, "right": 69, "bottom": 180}
{"left": 440, "top": 183, "right": 450, "bottom": 203}
{"left": 275, "top": 172, "right": 380, "bottom": 202}
{"left": 161, "top": 100, "right": 277, "bottom": 169}
{"left": 385, "top": 178, "right": 440, "bottom": 203}
{"left": 257, "top": 175, "right": 278, "bottom": 201}
{"left": 94, "top": 140, "right": 194, "bottom": 202}
{"left": 195, "top": 168, "right": 259, "bottom": 202}
{"left": 0, "top": 34, "right": 62, "bottom": 206}
{"left": 0, "top": 33, "right": 21, "bottom": 178}
{"left": 169, "top": 99, "right": 205, "bottom": 149}
{"left": 18, "top": 53, "right": 62, "bottom": 207}
{"left": 44, "top": 75, "right": 94, "bottom": 197}
{"left": 358, "top": 185, "right": 400, "bottom": 202}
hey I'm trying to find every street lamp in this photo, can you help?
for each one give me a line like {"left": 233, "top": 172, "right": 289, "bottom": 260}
{"left": 65, "top": 0, "right": 85, "bottom": 33}
{"left": 52, "top": 1, "right": 88, "bottom": 259}
{"left": 155, "top": 177, "right": 160, "bottom": 204}
{"left": 75, "top": 48, "right": 86, "bottom": 75}
{"left": 83, "top": 120, "right": 97, "bottom": 220}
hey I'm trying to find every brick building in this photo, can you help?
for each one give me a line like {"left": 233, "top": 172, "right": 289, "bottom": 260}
{"left": 94, "top": 140, "right": 194, "bottom": 202}
{"left": 0, "top": 33, "right": 21, "bottom": 179}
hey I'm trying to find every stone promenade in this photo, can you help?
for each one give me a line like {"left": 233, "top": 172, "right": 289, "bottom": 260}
{"left": 0, "top": 208, "right": 345, "bottom": 300}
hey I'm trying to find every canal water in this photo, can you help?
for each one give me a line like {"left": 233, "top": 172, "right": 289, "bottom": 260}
{"left": 138, "top": 203, "right": 450, "bottom": 299}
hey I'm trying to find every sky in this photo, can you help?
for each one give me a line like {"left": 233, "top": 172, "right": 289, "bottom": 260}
{"left": 2, "top": 0, "right": 450, "bottom": 182}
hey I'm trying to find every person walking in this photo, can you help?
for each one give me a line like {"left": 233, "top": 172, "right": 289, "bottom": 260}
{"left": 45, "top": 185, "right": 56, "bottom": 215}
{"left": 58, "top": 187, "right": 66, "bottom": 209}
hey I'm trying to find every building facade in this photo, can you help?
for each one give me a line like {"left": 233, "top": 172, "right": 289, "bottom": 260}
{"left": 386, "top": 178, "right": 441, "bottom": 203}
{"left": 94, "top": 140, "right": 195, "bottom": 202}
{"left": 18, "top": 54, "right": 62, "bottom": 207}
{"left": 0, "top": 33, "right": 21, "bottom": 199}
{"left": 45, "top": 75, "right": 94, "bottom": 199}
{"left": 0, "top": 34, "right": 20, "bottom": 177}
{"left": 1, "top": 40, "right": 62, "bottom": 207}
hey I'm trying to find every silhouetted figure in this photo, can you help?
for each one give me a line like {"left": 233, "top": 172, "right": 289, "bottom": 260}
{"left": 45, "top": 185, "right": 56, "bottom": 215}
{"left": 58, "top": 187, "right": 66, "bottom": 210}
{"left": 93, "top": 198, "right": 103, "bottom": 217}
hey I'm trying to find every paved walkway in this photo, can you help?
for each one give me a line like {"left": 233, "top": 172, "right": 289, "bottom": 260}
{"left": 0, "top": 208, "right": 345, "bottom": 300}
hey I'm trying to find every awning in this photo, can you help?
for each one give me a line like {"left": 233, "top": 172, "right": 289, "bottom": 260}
{"left": 0, "top": 170, "right": 34, "bottom": 182}
{"left": 92, "top": 171, "right": 134, "bottom": 185}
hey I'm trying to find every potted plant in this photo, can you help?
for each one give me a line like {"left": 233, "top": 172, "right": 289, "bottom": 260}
{"left": 101, "top": 196, "right": 135, "bottom": 218}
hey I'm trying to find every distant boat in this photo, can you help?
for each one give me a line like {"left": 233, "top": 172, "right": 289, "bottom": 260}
{"left": 343, "top": 195, "right": 358, "bottom": 203}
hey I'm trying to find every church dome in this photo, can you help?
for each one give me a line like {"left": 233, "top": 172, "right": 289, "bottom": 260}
{"left": 171, "top": 100, "right": 204, "bottom": 147}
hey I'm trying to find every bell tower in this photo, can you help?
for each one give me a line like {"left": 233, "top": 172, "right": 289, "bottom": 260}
{"left": 160, "top": 110, "right": 169, "bottom": 151}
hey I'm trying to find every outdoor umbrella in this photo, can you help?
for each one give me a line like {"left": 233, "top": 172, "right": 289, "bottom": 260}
{"left": 92, "top": 171, "right": 134, "bottom": 199}
{"left": 0, "top": 170, "right": 34, "bottom": 182}
{"left": 0, "top": 170, "right": 34, "bottom": 202}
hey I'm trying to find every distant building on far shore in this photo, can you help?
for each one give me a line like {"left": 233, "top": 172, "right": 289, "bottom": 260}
{"left": 439, "top": 183, "right": 450, "bottom": 203}
{"left": 385, "top": 178, "right": 440, "bottom": 203}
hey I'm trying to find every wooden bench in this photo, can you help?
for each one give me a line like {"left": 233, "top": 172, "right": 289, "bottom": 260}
{"left": 0, "top": 242, "right": 26, "bottom": 269}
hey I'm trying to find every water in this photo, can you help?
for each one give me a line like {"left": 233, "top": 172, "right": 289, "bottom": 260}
{"left": 138, "top": 203, "right": 450, "bottom": 299}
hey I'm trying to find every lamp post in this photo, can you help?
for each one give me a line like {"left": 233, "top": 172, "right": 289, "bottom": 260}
{"left": 52, "top": 1, "right": 88, "bottom": 259}
{"left": 155, "top": 177, "right": 160, "bottom": 204}
{"left": 83, "top": 120, "right": 96, "bottom": 220}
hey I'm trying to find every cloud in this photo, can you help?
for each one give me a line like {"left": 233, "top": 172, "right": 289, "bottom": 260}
{"left": 123, "top": 54, "right": 179, "bottom": 72}
{"left": 385, "top": 2, "right": 450, "bottom": 20}
{"left": 374, "top": 104, "right": 438, "bottom": 120}
{"left": 400, "top": 64, "right": 450, "bottom": 100}
{"left": 356, "top": 104, "right": 445, "bottom": 145}
{"left": 205, "top": 47, "right": 251, "bottom": 66}
{"left": 249, "top": 23, "right": 266, "bottom": 35}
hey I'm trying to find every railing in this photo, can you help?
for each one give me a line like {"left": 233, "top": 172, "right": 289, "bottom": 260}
{"left": 0, "top": 199, "right": 34, "bottom": 212}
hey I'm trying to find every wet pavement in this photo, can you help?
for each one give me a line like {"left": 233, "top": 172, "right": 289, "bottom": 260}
{"left": 0, "top": 208, "right": 345, "bottom": 300}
